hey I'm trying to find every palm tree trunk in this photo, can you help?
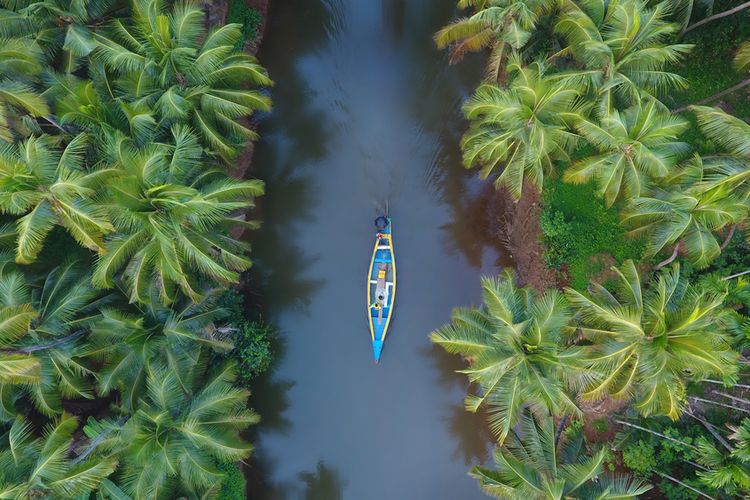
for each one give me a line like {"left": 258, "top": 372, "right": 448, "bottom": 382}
{"left": 720, "top": 224, "right": 737, "bottom": 251}
{"left": 712, "top": 391, "right": 750, "bottom": 409}
{"left": 690, "top": 395, "right": 750, "bottom": 414}
{"left": 686, "top": 411, "right": 732, "bottom": 451}
{"left": 656, "top": 472, "right": 716, "bottom": 500}
{"left": 654, "top": 242, "right": 680, "bottom": 270}
{"left": 722, "top": 269, "right": 750, "bottom": 281}
{"left": 682, "top": 1, "right": 750, "bottom": 34}
{"left": 674, "top": 78, "right": 750, "bottom": 113}
{"left": 614, "top": 419, "right": 698, "bottom": 449}
{"left": 555, "top": 415, "right": 570, "bottom": 446}
{"left": 702, "top": 379, "right": 750, "bottom": 389}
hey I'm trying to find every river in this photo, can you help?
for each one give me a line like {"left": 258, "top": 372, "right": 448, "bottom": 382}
{"left": 246, "top": 1, "right": 506, "bottom": 498}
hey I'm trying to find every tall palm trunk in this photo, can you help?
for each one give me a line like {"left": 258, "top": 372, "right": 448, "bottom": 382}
{"left": 682, "top": 0, "right": 750, "bottom": 34}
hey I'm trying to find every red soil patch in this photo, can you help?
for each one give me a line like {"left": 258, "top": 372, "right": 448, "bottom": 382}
{"left": 488, "top": 183, "right": 555, "bottom": 292}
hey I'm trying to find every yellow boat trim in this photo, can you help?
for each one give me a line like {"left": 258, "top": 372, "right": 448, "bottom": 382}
{"left": 366, "top": 226, "right": 396, "bottom": 343}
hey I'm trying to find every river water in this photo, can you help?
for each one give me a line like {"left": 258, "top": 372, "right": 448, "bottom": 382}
{"left": 247, "top": 1, "right": 505, "bottom": 498}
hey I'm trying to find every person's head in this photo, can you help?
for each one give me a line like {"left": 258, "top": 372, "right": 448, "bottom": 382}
{"left": 378, "top": 294, "right": 384, "bottom": 300}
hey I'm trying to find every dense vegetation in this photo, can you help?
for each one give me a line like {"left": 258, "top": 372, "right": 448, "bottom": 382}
{"left": 0, "top": 0, "right": 272, "bottom": 497}
{"left": 435, "top": 0, "right": 750, "bottom": 498}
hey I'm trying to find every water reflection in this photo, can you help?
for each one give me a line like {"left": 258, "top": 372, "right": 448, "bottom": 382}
{"left": 426, "top": 343, "right": 492, "bottom": 465}
{"left": 246, "top": 0, "right": 504, "bottom": 498}
{"left": 300, "top": 461, "right": 344, "bottom": 500}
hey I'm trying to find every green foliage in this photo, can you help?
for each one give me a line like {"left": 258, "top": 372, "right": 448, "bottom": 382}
{"left": 228, "top": 0, "right": 262, "bottom": 45}
{"left": 668, "top": 4, "right": 750, "bottom": 115}
{"left": 430, "top": 270, "right": 582, "bottom": 443}
{"left": 591, "top": 417, "right": 609, "bottom": 434}
{"left": 473, "top": 410, "right": 651, "bottom": 499}
{"left": 233, "top": 320, "right": 275, "bottom": 382}
{"left": 0, "top": 0, "right": 270, "bottom": 496}
{"left": 622, "top": 440, "right": 657, "bottom": 476}
{"left": 461, "top": 57, "right": 583, "bottom": 199}
{"left": 217, "top": 461, "right": 247, "bottom": 500}
{"left": 568, "top": 260, "right": 738, "bottom": 420}
{"left": 541, "top": 181, "right": 645, "bottom": 290}
{"left": 657, "top": 477, "right": 702, "bottom": 500}
{"left": 219, "top": 290, "right": 276, "bottom": 383}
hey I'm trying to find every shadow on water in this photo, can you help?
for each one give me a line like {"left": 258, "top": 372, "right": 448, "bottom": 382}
{"left": 245, "top": 0, "right": 507, "bottom": 498}
{"left": 425, "top": 343, "right": 493, "bottom": 466}
{"left": 300, "top": 462, "right": 345, "bottom": 500}
{"left": 246, "top": 0, "right": 348, "bottom": 312}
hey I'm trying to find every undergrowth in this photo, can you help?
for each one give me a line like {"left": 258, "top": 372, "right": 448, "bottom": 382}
{"left": 540, "top": 181, "right": 645, "bottom": 290}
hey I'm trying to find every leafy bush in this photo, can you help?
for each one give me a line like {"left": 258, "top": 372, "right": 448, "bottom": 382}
{"left": 658, "top": 477, "right": 702, "bottom": 500}
{"left": 233, "top": 320, "right": 275, "bottom": 383}
{"left": 217, "top": 461, "right": 246, "bottom": 500}
{"left": 228, "top": 0, "right": 262, "bottom": 45}
{"left": 540, "top": 181, "right": 645, "bottom": 289}
{"left": 220, "top": 290, "right": 276, "bottom": 383}
{"left": 591, "top": 418, "right": 609, "bottom": 434}
{"left": 622, "top": 440, "right": 657, "bottom": 476}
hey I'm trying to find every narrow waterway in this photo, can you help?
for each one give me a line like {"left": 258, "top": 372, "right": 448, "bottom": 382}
{"left": 247, "top": 1, "right": 506, "bottom": 498}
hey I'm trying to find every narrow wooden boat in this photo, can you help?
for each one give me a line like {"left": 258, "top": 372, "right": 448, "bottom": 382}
{"left": 367, "top": 216, "right": 396, "bottom": 362}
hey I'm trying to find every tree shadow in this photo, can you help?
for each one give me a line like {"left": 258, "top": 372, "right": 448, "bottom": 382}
{"left": 300, "top": 461, "right": 345, "bottom": 500}
{"left": 425, "top": 343, "right": 492, "bottom": 467}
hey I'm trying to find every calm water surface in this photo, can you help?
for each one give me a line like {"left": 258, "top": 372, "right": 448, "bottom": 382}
{"left": 247, "top": 1, "right": 507, "bottom": 498}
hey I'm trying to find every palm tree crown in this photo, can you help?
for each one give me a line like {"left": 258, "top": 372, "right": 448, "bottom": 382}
{"left": 0, "top": 259, "right": 104, "bottom": 419}
{"left": 0, "top": 133, "right": 114, "bottom": 264}
{"left": 564, "top": 99, "right": 689, "bottom": 207}
{"left": 92, "top": 127, "right": 263, "bottom": 304}
{"left": 566, "top": 260, "right": 738, "bottom": 419}
{"left": 85, "top": 362, "right": 256, "bottom": 499}
{"left": 87, "top": 289, "right": 233, "bottom": 412}
{"left": 430, "top": 270, "right": 580, "bottom": 442}
{"left": 0, "top": 413, "right": 116, "bottom": 498}
{"left": 555, "top": 0, "right": 692, "bottom": 107}
{"left": 472, "top": 409, "right": 651, "bottom": 499}
{"left": 462, "top": 58, "right": 583, "bottom": 199}
{"left": 435, "top": 0, "right": 558, "bottom": 81}
{"left": 92, "top": 0, "right": 272, "bottom": 160}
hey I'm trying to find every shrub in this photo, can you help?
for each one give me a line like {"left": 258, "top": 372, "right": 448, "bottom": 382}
{"left": 622, "top": 439, "right": 657, "bottom": 476}
{"left": 219, "top": 290, "right": 276, "bottom": 383}
{"left": 591, "top": 418, "right": 609, "bottom": 434}
{"left": 233, "top": 319, "right": 275, "bottom": 383}
{"left": 227, "top": 0, "right": 262, "bottom": 46}
{"left": 540, "top": 181, "right": 645, "bottom": 289}
{"left": 217, "top": 461, "right": 246, "bottom": 500}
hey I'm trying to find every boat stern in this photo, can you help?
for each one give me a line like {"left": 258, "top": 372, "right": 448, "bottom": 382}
{"left": 372, "top": 340, "right": 384, "bottom": 363}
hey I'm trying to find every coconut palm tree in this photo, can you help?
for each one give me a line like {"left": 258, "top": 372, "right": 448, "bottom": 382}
{"left": 564, "top": 99, "right": 689, "bottom": 207}
{"left": 696, "top": 417, "right": 750, "bottom": 495}
{"left": 92, "top": 127, "right": 263, "bottom": 304}
{"left": 430, "top": 270, "right": 581, "bottom": 442}
{"left": 462, "top": 57, "right": 583, "bottom": 199}
{"left": 91, "top": 0, "right": 272, "bottom": 160}
{"left": 0, "top": 413, "right": 117, "bottom": 497}
{"left": 566, "top": 260, "right": 739, "bottom": 420}
{"left": 0, "top": 259, "right": 105, "bottom": 419}
{"left": 87, "top": 289, "right": 233, "bottom": 412}
{"left": 1, "top": 0, "right": 124, "bottom": 74}
{"left": 0, "top": 133, "right": 115, "bottom": 264}
{"left": 0, "top": 37, "right": 48, "bottom": 141}
{"left": 472, "top": 409, "right": 651, "bottom": 499}
{"left": 85, "top": 362, "right": 257, "bottom": 499}
{"left": 555, "top": 0, "right": 692, "bottom": 108}
{"left": 622, "top": 156, "right": 747, "bottom": 269}
{"left": 0, "top": 260, "right": 40, "bottom": 388}
{"left": 435, "top": 0, "right": 558, "bottom": 82}
{"left": 692, "top": 106, "right": 750, "bottom": 180}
